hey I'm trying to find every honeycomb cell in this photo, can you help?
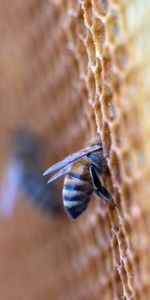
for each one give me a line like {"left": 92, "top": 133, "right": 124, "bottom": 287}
{"left": 101, "top": 280, "right": 114, "bottom": 300}
{"left": 68, "top": 16, "right": 77, "bottom": 43}
{"left": 99, "top": 247, "right": 109, "bottom": 274}
{"left": 76, "top": 4, "right": 87, "bottom": 40}
{"left": 88, "top": 254, "right": 99, "bottom": 280}
{"left": 94, "top": 58, "right": 102, "bottom": 94}
{"left": 136, "top": 146, "right": 146, "bottom": 168}
{"left": 114, "top": 188, "right": 123, "bottom": 215}
{"left": 134, "top": 289, "right": 144, "bottom": 300}
{"left": 92, "top": 17, "right": 105, "bottom": 54}
{"left": 76, "top": 39, "right": 88, "bottom": 75}
{"left": 118, "top": 229, "right": 128, "bottom": 258}
{"left": 105, "top": 244, "right": 114, "bottom": 273}
{"left": 122, "top": 150, "right": 132, "bottom": 178}
{"left": 123, "top": 216, "right": 133, "bottom": 239}
{"left": 94, "top": 95, "right": 103, "bottom": 129}
{"left": 112, "top": 120, "right": 125, "bottom": 148}
{"left": 96, "top": 213, "right": 106, "bottom": 240}
{"left": 80, "top": 78, "right": 89, "bottom": 102}
{"left": 110, "top": 151, "right": 122, "bottom": 184}
{"left": 112, "top": 234, "right": 121, "bottom": 267}
{"left": 122, "top": 183, "right": 132, "bottom": 210}
{"left": 125, "top": 258, "right": 135, "bottom": 292}
{"left": 102, "top": 121, "right": 111, "bottom": 155}
{"left": 87, "top": 68, "right": 96, "bottom": 103}
{"left": 86, "top": 29, "right": 96, "bottom": 66}
{"left": 106, "top": 9, "right": 120, "bottom": 43}
{"left": 87, "top": 105, "right": 97, "bottom": 133}
{"left": 108, "top": 202, "right": 120, "bottom": 232}
{"left": 67, "top": 0, "right": 78, "bottom": 12}
{"left": 111, "top": 70, "right": 122, "bottom": 94}
{"left": 119, "top": 262, "right": 132, "bottom": 297}
{"left": 102, "top": 84, "right": 116, "bottom": 121}
{"left": 82, "top": 0, "right": 93, "bottom": 29}
{"left": 114, "top": 43, "right": 128, "bottom": 70}
{"left": 102, "top": 46, "right": 112, "bottom": 81}
{"left": 92, "top": 0, "right": 108, "bottom": 16}
{"left": 114, "top": 268, "right": 124, "bottom": 299}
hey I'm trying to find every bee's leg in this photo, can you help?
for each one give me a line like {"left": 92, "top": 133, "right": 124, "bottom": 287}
{"left": 89, "top": 165, "right": 116, "bottom": 206}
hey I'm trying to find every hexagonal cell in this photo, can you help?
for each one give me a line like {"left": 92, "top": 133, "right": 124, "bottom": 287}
{"left": 112, "top": 119, "right": 126, "bottom": 148}
{"left": 94, "top": 95, "right": 103, "bottom": 129}
{"left": 76, "top": 4, "right": 87, "bottom": 39}
{"left": 111, "top": 70, "right": 122, "bottom": 94}
{"left": 136, "top": 146, "right": 146, "bottom": 169}
{"left": 92, "top": 0, "right": 108, "bottom": 16}
{"left": 119, "top": 261, "right": 132, "bottom": 297}
{"left": 124, "top": 257, "right": 134, "bottom": 290}
{"left": 110, "top": 151, "right": 122, "bottom": 184}
{"left": 68, "top": 15, "right": 77, "bottom": 43}
{"left": 87, "top": 68, "right": 96, "bottom": 103}
{"left": 80, "top": 78, "right": 89, "bottom": 103}
{"left": 99, "top": 280, "right": 114, "bottom": 300}
{"left": 122, "top": 183, "right": 133, "bottom": 210}
{"left": 113, "top": 188, "right": 124, "bottom": 215}
{"left": 105, "top": 244, "right": 114, "bottom": 274}
{"left": 102, "top": 84, "right": 116, "bottom": 121}
{"left": 114, "top": 43, "right": 128, "bottom": 70}
{"left": 114, "top": 268, "right": 124, "bottom": 299}
{"left": 106, "top": 9, "right": 120, "bottom": 43}
{"left": 112, "top": 234, "right": 121, "bottom": 267}
{"left": 86, "top": 29, "right": 96, "bottom": 66}
{"left": 87, "top": 254, "right": 99, "bottom": 280}
{"left": 67, "top": 0, "right": 78, "bottom": 11}
{"left": 108, "top": 203, "right": 119, "bottom": 233}
{"left": 121, "top": 110, "right": 140, "bottom": 149}
{"left": 98, "top": 250, "right": 108, "bottom": 276}
{"left": 102, "top": 121, "right": 112, "bottom": 155}
{"left": 92, "top": 17, "right": 105, "bottom": 54}
{"left": 121, "top": 150, "right": 132, "bottom": 178}
{"left": 118, "top": 229, "right": 129, "bottom": 259}
{"left": 76, "top": 39, "right": 88, "bottom": 75}
{"left": 123, "top": 216, "right": 133, "bottom": 240}
{"left": 86, "top": 105, "right": 97, "bottom": 133}
{"left": 96, "top": 214, "right": 108, "bottom": 246}
{"left": 94, "top": 58, "right": 103, "bottom": 96}
{"left": 82, "top": 0, "right": 93, "bottom": 29}
{"left": 102, "top": 46, "right": 112, "bottom": 81}
{"left": 134, "top": 289, "right": 144, "bottom": 300}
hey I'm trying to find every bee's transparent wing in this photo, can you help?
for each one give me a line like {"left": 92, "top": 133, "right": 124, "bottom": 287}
{"left": 0, "top": 160, "right": 23, "bottom": 216}
{"left": 47, "top": 165, "right": 69, "bottom": 183}
{"left": 43, "top": 144, "right": 102, "bottom": 176}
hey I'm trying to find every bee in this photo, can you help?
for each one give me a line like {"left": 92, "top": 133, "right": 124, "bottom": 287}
{"left": 0, "top": 129, "right": 60, "bottom": 216}
{"left": 21, "top": 167, "right": 60, "bottom": 215}
{"left": 43, "top": 136, "right": 115, "bottom": 219}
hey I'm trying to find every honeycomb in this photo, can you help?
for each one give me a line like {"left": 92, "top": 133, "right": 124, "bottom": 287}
{"left": 0, "top": 0, "right": 150, "bottom": 299}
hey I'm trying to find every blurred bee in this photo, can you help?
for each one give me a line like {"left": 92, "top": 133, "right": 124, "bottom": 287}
{"left": 43, "top": 136, "right": 115, "bottom": 219}
{"left": 0, "top": 129, "right": 59, "bottom": 216}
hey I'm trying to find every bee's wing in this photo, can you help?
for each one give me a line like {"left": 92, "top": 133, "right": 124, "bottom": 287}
{"left": 47, "top": 165, "right": 69, "bottom": 183}
{"left": 43, "top": 144, "right": 102, "bottom": 176}
{"left": 0, "top": 160, "right": 23, "bottom": 216}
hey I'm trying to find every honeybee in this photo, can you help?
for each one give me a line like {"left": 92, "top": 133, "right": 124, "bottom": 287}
{"left": 0, "top": 129, "right": 60, "bottom": 216}
{"left": 43, "top": 136, "right": 115, "bottom": 219}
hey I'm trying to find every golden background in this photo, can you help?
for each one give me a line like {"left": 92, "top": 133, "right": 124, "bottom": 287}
{"left": 0, "top": 0, "right": 150, "bottom": 299}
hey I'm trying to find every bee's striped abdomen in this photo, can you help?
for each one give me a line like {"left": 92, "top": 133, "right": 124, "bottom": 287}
{"left": 63, "top": 164, "right": 92, "bottom": 219}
